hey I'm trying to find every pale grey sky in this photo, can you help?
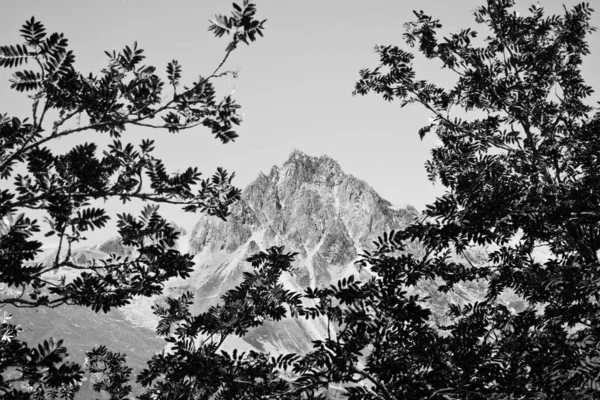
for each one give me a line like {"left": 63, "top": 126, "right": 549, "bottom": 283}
{"left": 1, "top": 0, "right": 599, "bottom": 240}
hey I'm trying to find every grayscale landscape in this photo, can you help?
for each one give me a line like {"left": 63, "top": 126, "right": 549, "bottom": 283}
{"left": 1, "top": 0, "right": 599, "bottom": 399}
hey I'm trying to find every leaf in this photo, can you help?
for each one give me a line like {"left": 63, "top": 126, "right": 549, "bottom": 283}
{"left": 166, "top": 60, "right": 182, "bottom": 88}
{"left": 10, "top": 69, "right": 42, "bottom": 92}
{"left": 119, "top": 41, "right": 145, "bottom": 71}
{"left": 38, "top": 32, "right": 68, "bottom": 57}
{"left": 208, "top": 14, "right": 233, "bottom": 38}
{"left": 76, "top": 208, "right": 110, "bottom": 231}
{"left": 20, "top": 17, "right": 46, "bottom": 45}
{"left": 0, "top": 44, "right": 30, "bottom": 68}
{"left": 44, "top": 49, "right": 75, "bottom": 79}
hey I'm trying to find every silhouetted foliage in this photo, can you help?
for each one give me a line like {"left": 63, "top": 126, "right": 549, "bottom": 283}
{"left": 147, "top": 0, "right": 600, "bottom": 398}
{"left": 0, "top": 1, "right": 265, "bottom": 397}
{"left": 86, "top": 346, "right": 132, "bottom": 400}
{"left": 325, "top": 0, "right": 599, "bottom": 397}
{"left": 137, "top": 247, "right": 304, "bottom": 400}
{"left": 3, "top": 0, "right": 600, "bottom": 399}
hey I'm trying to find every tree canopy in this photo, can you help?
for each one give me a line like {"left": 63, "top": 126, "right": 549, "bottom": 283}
{"left": 300, "top": 0, "right": 600, "bottom": 397}
{"left": 2, "top": 0, "right": 600, "bottom": 399}
{"left": 0, "top": 1, "right": 265, "bottom": 398}
{"left": 130, "top": 1, "right": 600, "bottom": 398}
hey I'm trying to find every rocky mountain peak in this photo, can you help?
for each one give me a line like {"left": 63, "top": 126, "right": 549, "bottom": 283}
{"left": 281, "top": 149, "right": 343, "bottom": 186}
{"left": 257, "top": 150, "right": 344, "bottom": 191}
{"left": 118, "top": 151, "right": 497, "bottom": 356}
{"left": 170, "top": 151, "right": 420, "bottom": 352}
{"left": 283, "top": 149, "right": 346, "bottom": 179}
{"left": 189, "top": 150, "right": 417, "bottom": 257}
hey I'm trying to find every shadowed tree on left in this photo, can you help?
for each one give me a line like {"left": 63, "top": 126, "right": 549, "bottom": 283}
{"left": 0, "top": 2, "right": 265, "bottom": 398}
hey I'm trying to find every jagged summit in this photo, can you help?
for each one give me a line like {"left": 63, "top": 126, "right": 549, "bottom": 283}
{"left": 285, "top": 148, "right": 340, "bottom": 169}
{"left": 280, "top": 149, "right": 344, "bottom": 187}
{"left": 259, "top": 149, "right": 344, "bottom": 188}
{"left": 189, "top": 151, "right": 416, "bottom": 256}
{"left": 118, "top": 151, "right": 492, "bottom": 355}
{"left": 169, "top": 151, "right": 419, "bottom": 353}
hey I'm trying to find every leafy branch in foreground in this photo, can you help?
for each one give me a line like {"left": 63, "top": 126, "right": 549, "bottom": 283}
{"left": 134, "top": 247, "right": 303, "bottom": 400}
{"left": 116, "top": 1, "right": 600, "bottom": 399}
{"left": 0, "top": 311, "right": 82, "bottom": 399}
{"left": 348, "top": 0, "right": 599, "bottom": 398}
{"left": 0, "top": 2, "right": 265, "bottom": 398}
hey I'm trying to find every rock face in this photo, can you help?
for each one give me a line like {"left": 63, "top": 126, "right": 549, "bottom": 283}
{"left": 121, "top": 150, "right": 509, "bottom": 355}
{"left": 20, "top": 150, "right": 495, "bottom": 356}
{"left": 190, "top": 150, "right": 416, "bottom": 257}
{"left": 177, "top": 150, "right": 420, "bottom": 353}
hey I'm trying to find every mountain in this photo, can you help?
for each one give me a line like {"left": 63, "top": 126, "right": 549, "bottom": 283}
{"left": 189, "top": 150, "right": 420, "bottom": 352}
{"left": 172, "top": 150, "right": 528, "bottom": 353}
{"left": 122, "top": 149, "right": 525, "bottom": 355}
{"left": 123, "top": 150, "right": 439, "bottom": 354}
{"left": 4, "top": 149, "right": 525, "bottom": 396}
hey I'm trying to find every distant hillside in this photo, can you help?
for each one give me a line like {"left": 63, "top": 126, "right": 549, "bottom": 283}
{"left": 3, "top": 289, "right": 163, "bottom": 398}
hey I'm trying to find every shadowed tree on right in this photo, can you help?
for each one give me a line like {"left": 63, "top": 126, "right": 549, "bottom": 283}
{"left": 340, "top": 0, "right": 600, "bottom": 397}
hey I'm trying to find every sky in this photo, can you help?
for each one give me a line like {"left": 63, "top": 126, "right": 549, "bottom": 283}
{"left": 1, "top": 0, "right": 599, "bottom": 240}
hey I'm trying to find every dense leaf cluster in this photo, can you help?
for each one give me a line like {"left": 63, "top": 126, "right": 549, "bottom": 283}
{"left": 0, "top": 2, "right": 265, "bottom": 398}
{"left": 314, "top": 0, "right": 599, "bottom": 397}
{"left": 3, "top": 0, "right": 600, "bottom": 399}
{"left": 132, "top": 1, "right": 600, "bottom": 398}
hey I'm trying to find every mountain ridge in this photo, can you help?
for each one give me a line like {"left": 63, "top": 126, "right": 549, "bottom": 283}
{"left": 27, "top": 149, "right": 497, "bottom": 357}
{"left": 143, "top": 149, "right": 422, "bottom": 353}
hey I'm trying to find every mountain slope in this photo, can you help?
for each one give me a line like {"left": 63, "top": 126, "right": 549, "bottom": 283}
{"left": 135, "top": 149, "right": 421, "bottom": 353}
